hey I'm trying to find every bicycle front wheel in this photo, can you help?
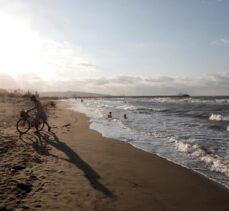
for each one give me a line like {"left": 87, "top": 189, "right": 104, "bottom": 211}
{"left": 16, "top": 119, "right": 30, "bottom": 134}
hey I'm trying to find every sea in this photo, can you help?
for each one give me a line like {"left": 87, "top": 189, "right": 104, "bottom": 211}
{"left": 67, "top": 96, "right": 229, "bottom": 189}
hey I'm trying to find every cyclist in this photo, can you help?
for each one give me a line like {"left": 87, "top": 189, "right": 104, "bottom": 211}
{"left": 30, "top": 95, "right": 51, "bottom": 132}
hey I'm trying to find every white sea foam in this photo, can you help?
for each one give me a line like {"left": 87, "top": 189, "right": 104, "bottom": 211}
{"left": 117, "top": 105, "right": 136, "bottom": 110}
{"left": 171, "top": 137, "right": 198, "bottom": 153}
{"left": 215, "top": 99, "right": 229, "bottom": 104}
{"left": 209, "top": 113, "right": 229, "bottom": 121}
{"left": 172, "top": 138, "right": 229, "bottom": 176}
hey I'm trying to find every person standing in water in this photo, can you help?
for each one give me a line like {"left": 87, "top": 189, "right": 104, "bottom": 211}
{"left": 108, "top": 112, "right": 112, "bottom": 118}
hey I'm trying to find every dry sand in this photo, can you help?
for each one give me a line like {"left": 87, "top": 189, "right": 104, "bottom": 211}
{"left": 0, "top": 98, "right": 229, "bottom": 211}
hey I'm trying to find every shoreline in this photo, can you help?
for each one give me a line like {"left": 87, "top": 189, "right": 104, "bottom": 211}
{"left": 67, "top": 101, "right": 229, "bottom": 192}
{"left": 71, "top": 109, "right": 229, "bottom": 193}
{"left": 55, "top": 101, "right": 229, "bottom": 210}
{"left": 1, "top": 99, "right": 229, "bottom": 210}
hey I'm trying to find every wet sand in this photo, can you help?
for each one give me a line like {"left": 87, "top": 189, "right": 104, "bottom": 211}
{"left": 1, "top": 98, "right": 229, "bottom": 211}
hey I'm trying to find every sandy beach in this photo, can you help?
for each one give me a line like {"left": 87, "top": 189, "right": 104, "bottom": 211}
{"left": 1, "top": 98, "right": 229, "bottom": 211}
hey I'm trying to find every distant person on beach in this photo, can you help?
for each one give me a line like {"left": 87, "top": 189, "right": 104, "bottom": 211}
{"left": 30, "top": 95, "right": 51, "bottom": 132}
{"left": 124, "top": 114, "right": 128, "bottom": 119}
{"left": 108, "top": 112, "right": 112, "bottom": 118}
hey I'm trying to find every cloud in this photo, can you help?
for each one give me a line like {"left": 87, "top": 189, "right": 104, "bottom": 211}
{"left": 1, "top": 72, "right": 228, "bottom": 96}
{"left": 38, "top": 40, "right": 98, "bottom": 79}
{"left": 210, "top": 38, "right": 229, "bottom": 46}
{"left": 146, "top": 76, "right": 175, "bottom": 83}
{"left": 79, "top": 63, "right": 96, "bottom": 67}
{"left": 79, "top": 72, "right": 229, "bottom": 96}
{"left": 111, "top": 76, "right": 141, "bottom": 85}
{"left": 220, "top": 38, "right": 229, "bottom": 45}
{"left": 0, "top": 5, "right": 98, "bottom": 80}
{"left": 202, "top": 0, "right": 224, "bottom": 3}
{"left": 0, "top": 36, "right": 98, "bottom": 80}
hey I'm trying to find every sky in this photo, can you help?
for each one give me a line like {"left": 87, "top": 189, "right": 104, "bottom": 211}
{"left": 0, "top": 0, "right": 229, "bottom": 95}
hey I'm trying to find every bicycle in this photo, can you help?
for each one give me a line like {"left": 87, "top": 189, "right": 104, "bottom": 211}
{"left": 16, "top": 110, "right": 44, "bottom": 134}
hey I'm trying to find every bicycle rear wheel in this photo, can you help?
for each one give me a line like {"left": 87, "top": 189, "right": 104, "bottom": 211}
{"left": 16, "top": 119, "right": 30, "bottom": 134}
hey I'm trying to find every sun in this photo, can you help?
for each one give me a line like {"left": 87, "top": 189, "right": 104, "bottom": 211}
{"left": 0, "top": 14, "right": 48, "bottom": 77}
{"left": 0, "top": 13, "right": 90, "bottom": 82}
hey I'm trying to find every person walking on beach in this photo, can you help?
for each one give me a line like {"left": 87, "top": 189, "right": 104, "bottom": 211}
{"left": 30, "top": 95, "right": 51, "bottom": 132}
{"left": 124, "top": 114, "right": 128, "bottom": 119}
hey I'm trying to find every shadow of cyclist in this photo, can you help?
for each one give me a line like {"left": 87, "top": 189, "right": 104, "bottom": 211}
{"left": 22, "top": 131, "right": 113, "bottom": 197}
{"left": 19, "top": 132, "right": 50, "bottom": 156}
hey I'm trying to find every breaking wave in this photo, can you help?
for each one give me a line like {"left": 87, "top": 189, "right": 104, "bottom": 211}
{"left": 209, "top": 114, "right": 229, "bottom": 121}
{"left": 170, "top": 138, "right": 229, "bottom": 176}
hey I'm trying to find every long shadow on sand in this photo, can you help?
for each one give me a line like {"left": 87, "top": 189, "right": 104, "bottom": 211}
{"left": 20, "top": 132, "right": 50, "bottom": 156}
{"left": 20, "top": 132, "right": 113, "bottom": 196}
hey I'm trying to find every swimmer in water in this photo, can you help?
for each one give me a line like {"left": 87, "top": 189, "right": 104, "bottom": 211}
{"left": 108, "top": 112, "right": 112, "bottom": 118}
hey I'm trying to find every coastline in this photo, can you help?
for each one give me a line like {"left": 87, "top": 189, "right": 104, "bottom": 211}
{"left": 68, "top": 98, "right": 229, "bottom": 191}
{"left": 67, "top": 101, "right": 229, "bottom": 193}
{"left": 1, "top": 99, "right": 229, "bottom": 210}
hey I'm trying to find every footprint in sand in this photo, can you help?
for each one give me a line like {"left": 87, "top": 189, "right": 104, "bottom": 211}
{"left": 62, "top": 123, "right": 71, "bottom": 127}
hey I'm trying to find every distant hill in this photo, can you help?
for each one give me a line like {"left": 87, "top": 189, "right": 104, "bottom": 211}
{"left": 39, "top": 91, "right": 110, "bottom": 98}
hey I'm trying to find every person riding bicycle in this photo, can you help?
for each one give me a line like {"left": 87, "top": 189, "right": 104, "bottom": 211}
{"left": 30, "top": 95, "right": 51, "bottom": 132}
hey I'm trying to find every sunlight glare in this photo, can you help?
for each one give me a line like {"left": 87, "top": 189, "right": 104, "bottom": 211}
{"left": 0, "top": 14, "right": 50, "bottom": 78}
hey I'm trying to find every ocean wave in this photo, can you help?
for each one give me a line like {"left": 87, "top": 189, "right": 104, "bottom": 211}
{"left": 149, "top": 97, "right": 229, "bottom": 105}
{"left": 136, "top": 108, "right": 169, "bottom": 114}
{"left": 146, "top": 131, "right": 170, "bottom": 139}
{"left": 150, "top": 98, "right": 190, "bottom": 104}
{"left": 209, "top": 125, "right": 226, "bottom": 131}
{"left": 170, "top": 138, "right": 229, "bottom": 176}
{"left": 215, "top": 99, "right": 229, "bottom": 104}
{"left": 117, "top": 105, "right": 136, "bottom": 110}
{"left": 209, "top": 114, "right": 229, "bottom": 121}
